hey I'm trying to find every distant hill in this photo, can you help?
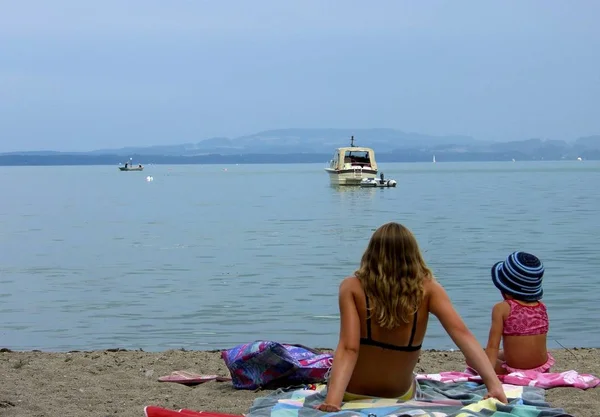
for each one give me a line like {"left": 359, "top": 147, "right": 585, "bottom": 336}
{"left": 83, "top": 128, "right": 481, "bottom": 156}
{"left": 1, "top": 129, "right": 599, "bottom": 165}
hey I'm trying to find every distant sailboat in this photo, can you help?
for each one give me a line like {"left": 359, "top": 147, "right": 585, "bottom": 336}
{"left": 433, "top": 155, "right": 436, "bottom": 163}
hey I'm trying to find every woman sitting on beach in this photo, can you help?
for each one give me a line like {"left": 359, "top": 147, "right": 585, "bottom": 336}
{"left": 477, "top": 251, "right": 553, "bottom": 375}
{"left": 318, "top": 222, "right": 507, "bottom": 412}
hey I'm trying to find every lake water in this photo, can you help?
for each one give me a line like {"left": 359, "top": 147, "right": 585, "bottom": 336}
{"left": 0, "top": 161, "right": 599, "bottom": 352}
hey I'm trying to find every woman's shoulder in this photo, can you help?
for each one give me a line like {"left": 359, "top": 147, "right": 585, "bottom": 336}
{"left": 421, "top": 274, "right": 444, "bottom": 310}
{"left": 339, "top": 276, "right": 362, "bottom": 293}
{"left": 338, "top": 277, "right": 364, "bottom": 307}
{"left": 422, "top": 274, "right": 441, "bottom": 294}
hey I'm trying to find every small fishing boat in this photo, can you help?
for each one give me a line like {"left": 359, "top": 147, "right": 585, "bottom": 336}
{"left": 119, "top": 158, "right": 144, "bottom": 171}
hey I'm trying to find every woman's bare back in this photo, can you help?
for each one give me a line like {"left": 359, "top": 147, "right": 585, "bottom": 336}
{"left": 344, "top": 276, "right": 431, "bottom": 397}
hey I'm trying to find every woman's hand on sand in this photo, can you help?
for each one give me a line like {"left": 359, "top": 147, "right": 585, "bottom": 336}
{"left": 484, "top": 385, "right": 508, "bottom": 404}
{"left": 316, "top": 402, "right": 342, "bottom": 412}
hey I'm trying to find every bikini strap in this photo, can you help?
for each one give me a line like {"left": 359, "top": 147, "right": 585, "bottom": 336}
{"left": 365, "top": 294, "right": 372, "bottom": 339}
{"left": 407, "top": 311, "right": 418, "bottom": 347}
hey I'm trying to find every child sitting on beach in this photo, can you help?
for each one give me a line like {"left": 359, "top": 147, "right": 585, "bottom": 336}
{"left": 479, "top": 251, "right": 554, "bottom": 375}
{"left": 317, "top": 222, "right": 507, "bottom": 412}
{"left": 467, "top": 252, "right": 554, "bottom": 375}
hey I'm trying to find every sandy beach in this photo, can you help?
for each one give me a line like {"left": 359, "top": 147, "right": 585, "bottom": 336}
{"left": 0, "top": 347, "right": 598, "bottom": 417}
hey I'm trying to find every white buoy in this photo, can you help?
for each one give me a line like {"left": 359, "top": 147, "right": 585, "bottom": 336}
{"left": 146, "top": 176, "right": 154, "bottom": 182}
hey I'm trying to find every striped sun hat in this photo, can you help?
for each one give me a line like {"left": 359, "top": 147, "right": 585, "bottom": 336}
{"left": 491, "top": 251, "right": 545, "bottom": 301}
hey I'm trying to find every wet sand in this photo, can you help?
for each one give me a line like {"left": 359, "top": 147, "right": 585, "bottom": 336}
{"left": 0, "top": 348, "right": 598, "bottom": 417}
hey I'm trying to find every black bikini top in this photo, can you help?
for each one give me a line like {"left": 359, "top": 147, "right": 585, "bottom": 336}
{"left": 359, "top": 294, "right": 422, "bottom": 352}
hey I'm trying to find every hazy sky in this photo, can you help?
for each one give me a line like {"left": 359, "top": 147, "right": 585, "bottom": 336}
{"left": 1, "top": 1, "right": 599, "bottom": 152}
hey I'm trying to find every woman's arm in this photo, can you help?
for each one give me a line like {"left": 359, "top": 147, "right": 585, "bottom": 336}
{"left": 319, "top": 278, "right": 361, "bottom": 410}
{"left": 485, "top": 302, "right": 507, "bottom": 366}
{"left": 428, "top": 279, "right": 507, "bottom": 404}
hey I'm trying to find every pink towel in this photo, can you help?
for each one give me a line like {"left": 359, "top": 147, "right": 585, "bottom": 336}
{"left": 416, "top": 370, "right": 600, "bottom": 390}
{"left": 502, "top": 369, "right": 600, "bottom": 389}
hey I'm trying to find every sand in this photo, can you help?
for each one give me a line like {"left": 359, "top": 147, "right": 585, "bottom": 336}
{"left": 0, "top": 347, "right": 598, "bottom": 417}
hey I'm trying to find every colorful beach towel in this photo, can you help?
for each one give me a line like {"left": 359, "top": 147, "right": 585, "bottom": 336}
{"left": 221, "top": 341, "right": 333, "bottom": 390}
{"left": 246, "top": 381, "right": 572, "bottom": 417}
{"left": 417, "top": 370, "right": 600, "bottom": 390}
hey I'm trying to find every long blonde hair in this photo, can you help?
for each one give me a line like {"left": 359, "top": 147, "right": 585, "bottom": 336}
{"left": 355, "top": 222, "right": 431, "bottom": 329}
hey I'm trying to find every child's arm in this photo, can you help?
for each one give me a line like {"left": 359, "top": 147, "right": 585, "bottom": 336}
{"left": 428, "top": 279, "right": 507, "bottom": 403}
{"left": 485, "top": 302, "right": 508, "bottom": 366}
{"left": 318, "top": 278, "right": 361, "bottom": 411}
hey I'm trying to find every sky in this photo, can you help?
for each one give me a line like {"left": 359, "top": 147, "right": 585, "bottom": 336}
{"left": 1, "top": 0, "right": 599, "bottom": 152}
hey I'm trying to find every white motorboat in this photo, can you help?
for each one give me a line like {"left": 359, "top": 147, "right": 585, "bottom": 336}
{"left": 324, "top": 136, "right": 378, "bottom": 185}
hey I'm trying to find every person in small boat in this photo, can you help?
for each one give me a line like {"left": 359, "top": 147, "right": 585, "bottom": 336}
{"left": 474, "top": 251, "right": 553, "bottom": 375}
{"left": 318, "top": 222, "right": 507, "bottom": 411}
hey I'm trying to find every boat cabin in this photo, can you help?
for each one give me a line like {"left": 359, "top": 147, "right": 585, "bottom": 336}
{"left": 328, "top": 146, "right": 378, "bottom": 172}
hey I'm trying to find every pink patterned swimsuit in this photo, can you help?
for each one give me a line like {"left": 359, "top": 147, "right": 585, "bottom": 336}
{"left": 503, "top": 299, "right": 549, "bottom": 336}
{"left": 500, "top": 299, "right": 554, "bottom": 373}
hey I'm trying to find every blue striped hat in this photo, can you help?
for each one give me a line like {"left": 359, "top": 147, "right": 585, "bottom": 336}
{"left": 491, "top": 251, "right": 544, "bottom": 301}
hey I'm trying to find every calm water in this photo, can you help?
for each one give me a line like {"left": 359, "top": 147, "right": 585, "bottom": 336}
{"left": 0, "top": 161, "right": 599, "bottom": 352}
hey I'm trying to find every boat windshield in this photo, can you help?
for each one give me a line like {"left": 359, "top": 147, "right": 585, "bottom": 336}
{"left": 344, "top": 150, "right": 371, "bottom": 165}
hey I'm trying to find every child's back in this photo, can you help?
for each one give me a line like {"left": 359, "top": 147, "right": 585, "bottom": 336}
{"left": 484, "top": 251, "right": 554, "bottom": 374}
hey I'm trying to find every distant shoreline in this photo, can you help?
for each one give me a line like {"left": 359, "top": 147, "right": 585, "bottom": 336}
{"left": 0, "top": 153, "right": 597, "bottom": 167}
